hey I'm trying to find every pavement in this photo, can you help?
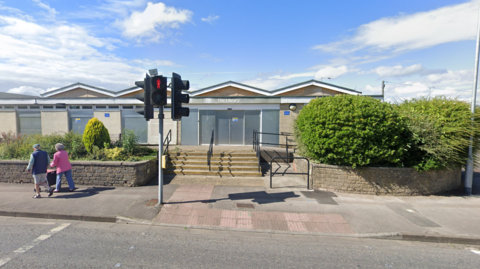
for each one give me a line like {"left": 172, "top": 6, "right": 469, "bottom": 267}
{"left": 1, "top": 171, "right": 480, "bottom": 245}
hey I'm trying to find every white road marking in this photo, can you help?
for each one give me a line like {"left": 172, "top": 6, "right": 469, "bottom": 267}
{"left": 0, "top": 223, "right": 70, "bottom": 267}
{"left": 406, "top": 209, "right": 415, "bottom": 213}
{"left": 471, "top": 249, "right": 480, "bottom": 255}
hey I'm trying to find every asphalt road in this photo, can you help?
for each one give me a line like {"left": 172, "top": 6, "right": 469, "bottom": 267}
{"left": 0, "top": 216, "right": 479, "bottom": 268}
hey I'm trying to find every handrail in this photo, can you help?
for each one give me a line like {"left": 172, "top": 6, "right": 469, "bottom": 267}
{"left": 253, "top": 130, "right": 297, "bottom": 164}
{"left": 163, "top": 129, "right": 172, "bottom": 155}
{"left": 207, "top": 130, "right": 214, "bottom": 172}
{"left": 270, "top": 157, "right": 310, "bottom": 189}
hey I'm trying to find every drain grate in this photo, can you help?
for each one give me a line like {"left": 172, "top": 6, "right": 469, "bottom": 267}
{"left": 236, "top": 203, "right": 255, "bottom": 209}
{"left": 146, "top": 199, "right": 158, "bottom": 206}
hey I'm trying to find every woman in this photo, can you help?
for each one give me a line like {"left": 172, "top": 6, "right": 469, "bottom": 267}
{"left": 50, "top": 143, "right": 75, "bottom": 192}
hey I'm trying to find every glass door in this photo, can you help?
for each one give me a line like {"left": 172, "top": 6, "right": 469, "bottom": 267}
{"left": 230, "top": 110, "right": 244, "bottom": 145}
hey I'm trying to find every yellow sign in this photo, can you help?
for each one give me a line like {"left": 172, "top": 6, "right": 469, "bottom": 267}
{"left": 161, "top": 155, "right": 167, "bottom": 169}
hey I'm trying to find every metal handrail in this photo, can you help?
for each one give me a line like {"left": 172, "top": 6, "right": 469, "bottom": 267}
{"left": 207, "top": 130, "right": 214, "bottom": 172}
{"left": 270, "top": 157, "right": 310, "bottom": 189}
{"left": 253, "top": 130, "right": 297, "bottom": 166}
{"left": 163, "top": 129, "right": 172, "bottom": 155}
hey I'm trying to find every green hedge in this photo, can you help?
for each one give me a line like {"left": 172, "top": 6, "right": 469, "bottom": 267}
{"left": 83, "top": 118, "right": 111, "bottom": 153}
{"left": 396, "top": 96, "right": 480, "bottom": 171}
{"left": 294, "top": 95, "right": 410, "bottom": 168}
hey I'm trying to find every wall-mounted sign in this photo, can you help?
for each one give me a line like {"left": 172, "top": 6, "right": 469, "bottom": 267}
{"left": 75, "top": 118, "right": 81, "bottom": 123}
{"left": 232, "top": 117, "right": 238, "bottom": 122}
{"left": 284, "top": 111, "right": 290, "bottom": 115}
{"left": 105, "top": 113, "right": 110, "bottom": 117}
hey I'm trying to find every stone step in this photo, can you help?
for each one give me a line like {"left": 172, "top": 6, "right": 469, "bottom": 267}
{"left": 167, "top": 156, "right": 259, "bottom": 162}
{"left": 167, "top": 152, "right": 257, "bottom": 157}
{"left": 167, "top": 160, "right": 258, "bottom": 166}
{"left": 166, "top": 165, "right": 260, "bottom": 172}
{"left": 164, "top": 169, "right": 262, "bottom": 177}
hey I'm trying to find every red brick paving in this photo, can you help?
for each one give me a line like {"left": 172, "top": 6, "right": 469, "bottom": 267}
{"left": 152, "top": 185, "right": 356, "bottom": 234}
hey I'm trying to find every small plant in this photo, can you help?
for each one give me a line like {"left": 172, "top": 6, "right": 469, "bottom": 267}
{"left": 122, "top": 129, "right": 139, "bottom": 155}
{"left": 105, "top": 147, "right": 125, "bottom": 161}
{"left": 83, "top": 118, "right": 111, "bottom": 153}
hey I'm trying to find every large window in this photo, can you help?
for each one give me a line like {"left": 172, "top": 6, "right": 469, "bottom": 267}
{"left": 122, "top": 110, "right": 148, "bottom": 143}
{"left": 69, "top": 110, "right": 93, "bottom": 135}
{"left": 18, "top": 111, "right": 41, "bottom": 135}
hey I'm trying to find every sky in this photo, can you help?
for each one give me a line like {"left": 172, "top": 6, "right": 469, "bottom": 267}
{"left": 0, "top": 0, "right": 479, "bottom": 103}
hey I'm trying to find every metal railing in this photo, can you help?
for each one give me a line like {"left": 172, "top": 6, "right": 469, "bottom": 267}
{"left": 253, "top": 130, "right": 297, "bottom": 172}
{"left": 270, "top": 157, "right": 310, "bottom": 189}
{"left": 163, "top": 129, "right": 172, "bottom": 155}
{"left": 207, "top": 130, "right": 214, "bottom": 172}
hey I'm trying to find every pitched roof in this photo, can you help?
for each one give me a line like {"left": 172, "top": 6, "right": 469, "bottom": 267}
{"left": 270, "top": 80, "right": 361, "bottom": 95}
{"left": 115, "top": 86, "right": 171, "bottom": 97}
{"left": 41, "top": 82, "right": 116, "bottom": 98}
{"left": 188, "top": 81, "right": 272, "bottom": 96}
{"left": 0, "top": 92, "right": 38, "bottom": 99}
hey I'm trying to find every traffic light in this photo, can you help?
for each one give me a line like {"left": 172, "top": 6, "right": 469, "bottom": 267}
{"left": 134, "top": 74, "right": 154, "bottom": 121}
{"left": 151, "top": 76, "right": 167, "bottom": 106}
{"left": 171, "top": 72, "right": 190, "bottom": 121}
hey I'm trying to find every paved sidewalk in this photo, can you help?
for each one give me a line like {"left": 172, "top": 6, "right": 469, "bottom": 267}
{"left": 1, "top": 180, "right": 480, "bottom": 244}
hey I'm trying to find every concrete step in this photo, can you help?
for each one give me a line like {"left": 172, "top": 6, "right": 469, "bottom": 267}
{"left": 168, "top": 156, "right": 259, "bottom": 162}
{"left": 166, "top": 165, "right": 260, "bottom": 172}
{"left": 167, "top": 160, "right": 258, "bottom": 166}
{"left": 164, "top": 169, "right": 262, "bottom": 177}
{"left": 167, "top": 152, "right": 257, "bottom": 157}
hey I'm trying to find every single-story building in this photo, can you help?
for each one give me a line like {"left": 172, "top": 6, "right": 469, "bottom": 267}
{"left": 0, "top": 80, "right": 383, "bottom": 146}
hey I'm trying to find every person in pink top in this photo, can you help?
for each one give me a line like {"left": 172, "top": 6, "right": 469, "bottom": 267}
{"left": 50, "top": 143, "right": 75, "bottom": 192}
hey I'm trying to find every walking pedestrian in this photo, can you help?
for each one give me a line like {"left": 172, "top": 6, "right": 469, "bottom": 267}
{"left": 27, "top": 144, "right": 54, "bottom": 198}
{"left": 50, "top": 143, "right": 75, "bottom": 192}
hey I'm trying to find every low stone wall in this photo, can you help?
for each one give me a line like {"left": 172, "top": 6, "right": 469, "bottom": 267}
{"left": 293, "top": 157, "right": 461, "bottom": 195}
{"left": 0, "top": 159, "right": 158, "bottom": 187}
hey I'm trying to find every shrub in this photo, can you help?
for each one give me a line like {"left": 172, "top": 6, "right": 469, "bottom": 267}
{"left": 83, "top": 118, "right": 111, "bottom": 153}
{"left": 122, "top": 129, "right": 138, "bottom": 154}
{"left": 294, "top": 95, "right": 410, "bottom": 167}
{"left": 396, "top": 96, "right": 480, "bottom": 171}
{"left": 105, "top": 147, "right": 125, "bottom": 161}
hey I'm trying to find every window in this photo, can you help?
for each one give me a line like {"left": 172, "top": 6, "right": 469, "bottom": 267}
{"left": 69, "top": 105, "right": 80, "bottom": 109}
{"left": 42, "top": 105, "right": 54, "bottom": 109}
{"left": 82, "top": 105, "right": 93, "bottom": 109}
{"left": 3, "top": 105, "right": 14, "bottom": 109}
{"left": 17, "top": 105, "right": 28, "bottom": 109}
{"left": 96, "top": 105, "right": 107, "bottom": 109}
{"left": 30, "top": 105, "right": 40, "bottom": 109}
{"left": 108, "top": 105, "right": 119, "bottom": 109}
{"left": 55, "top": 105, "right": 66, "bottom": 109}
{"left": 122, "top": 105, "right": 134, "bottom": 109}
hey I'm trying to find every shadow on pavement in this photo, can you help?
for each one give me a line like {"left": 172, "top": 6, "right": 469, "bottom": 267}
{"left": 52, "top": 187, "right": 115, "bottom": 199}
{"left": 167, "top": 191, "right": 300, "bottom": 205}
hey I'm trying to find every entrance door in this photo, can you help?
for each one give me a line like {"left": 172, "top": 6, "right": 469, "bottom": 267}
{"left": 214, "top": 110, "right": 245, "bottom": 145}
{"left": 216, "top": 111, "right": 230, "bottom": 144}
{"left": 230, "top": 110, "right": 244, "bottom": 145}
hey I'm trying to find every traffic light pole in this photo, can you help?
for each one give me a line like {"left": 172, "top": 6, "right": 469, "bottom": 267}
{"left": 158, "top": 106, "right": 164, "bottom": 205}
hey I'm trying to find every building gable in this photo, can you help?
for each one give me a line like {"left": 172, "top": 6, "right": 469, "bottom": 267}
{"left": 46, "top": 87, "right": 111, "bottom": 98}
{"left": 271, "top": 80, "right": 360, "bottom": 96}
{"left": 195, "top": 86, "right": 263, "bottom": 97}
{"left": 41, "top": 83, "right": 116, "bottom": 98}
{"left": 277, "top": 85, "right": 343, "bottom": 96}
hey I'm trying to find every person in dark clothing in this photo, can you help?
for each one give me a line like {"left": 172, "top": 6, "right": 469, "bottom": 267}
{"left": 27, "top": 144, "right": 54, "bottom": 198}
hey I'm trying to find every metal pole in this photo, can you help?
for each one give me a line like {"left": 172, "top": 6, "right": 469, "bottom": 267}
{"left": 465, "top": 3, "right": 480, "bottom": 195}
{"left": 158, "top": 106, "right": 164, "bottom": 204}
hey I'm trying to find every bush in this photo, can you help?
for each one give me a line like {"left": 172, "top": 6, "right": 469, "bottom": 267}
{"left": 83, "top": 118, "right": 110, "bottom": 153}
{"left": 122, "top": 129, "right": 138, "bottom": 154}
{"left": 294, "top": 95, "right": 410, "bottom": 167}
{"left": 396, "top": 96, "right": 480, "bottom": 171}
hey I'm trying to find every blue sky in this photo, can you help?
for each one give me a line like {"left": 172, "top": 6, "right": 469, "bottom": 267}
{"left": 0, "top": 0, "right": 479, "bottom": 102}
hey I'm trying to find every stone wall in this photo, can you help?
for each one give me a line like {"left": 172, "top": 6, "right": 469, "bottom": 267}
{"left": 293, "top": 157, "right": 461, "bottom": 195}
{"left": 0, "top": 159, "right": 158, "bottom": 187}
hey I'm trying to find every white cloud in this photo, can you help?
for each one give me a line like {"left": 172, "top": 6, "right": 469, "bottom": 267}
{"left": 314, "top": 65, "right": 349, "bottom": 80}
{"left": 33, "top": 0, "right": 57, "bottom": 21}
{"left": 199, "top": 53, "right": 223, "bottom": 62}
{"left": 269, "top": 72, "right": 314, "bottom": 80}
{"left": 313, "top": 1, "right": 478, "bottom": 54}
{"left": 382, "top": 69, "right": 474, "bottom": 102}
{"left": 240, "top": 78, "right": 292, "bottom": 91}
{"left": 0, "top": 14, "right": 175, "bottom": 93}
{"left": 119, "top": 2, "right": 193, "bottom": 42}
{"left": 373, "top": 64, "right": 424, "bottom": 77}
{"left": 7, "top": 86, "right": 46, "bottom": 96}
{"left": 201, "top": 15, "right": 219, "bottom": 24}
